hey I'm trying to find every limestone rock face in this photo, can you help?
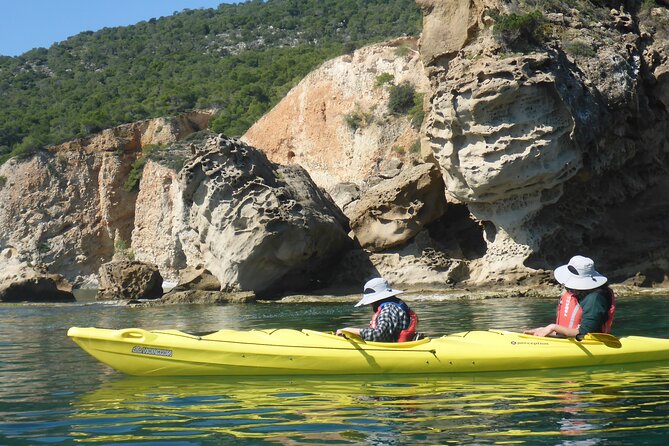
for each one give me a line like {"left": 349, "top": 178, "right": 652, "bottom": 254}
{"left": 429, "top": 54, "right": 579, "bottom": 206}
{"left": 349, "top": 163, "right": 447, "bottom": 252}
{"left": 131, "top": 160, "right": 186, "bottom": 281}
{"left": 421, "top": 0, "right": 669, "bottom": 284}
{"left": 178, "top": 135, "right": 350, "bottom": 294}
{"left": 243, "top": 38, "right": 429, "bottom": 193}
{"left": 416, "top": 0, "right": 492, "bottom": 64}
{"left": 0, "top": 248, "right": 75, "bottom": 302}
{"left": 326, "top": 230, "right": 471, "bottom": 293}
{"left": 641, "top": 6, "right": 669, "bottom": 109}
{"left": 0, "top": 111, "right": 213, "bottom": 285}
{"left": 97, "top": 260, "right": 163, "bottom": 301}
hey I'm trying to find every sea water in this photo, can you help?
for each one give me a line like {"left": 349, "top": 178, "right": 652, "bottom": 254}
{"left": 2, "top": 294, "right": 669, "bottom": 445}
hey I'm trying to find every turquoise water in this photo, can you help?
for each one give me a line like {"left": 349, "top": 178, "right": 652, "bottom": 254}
{"left": 2, "top": 294, "right": 669, "bottom": 445}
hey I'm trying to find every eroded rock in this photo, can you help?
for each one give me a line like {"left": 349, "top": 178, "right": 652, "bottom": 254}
{"left": 348, "top": 162, "right": 447, "bottom": 252}
{"left": 0, "top": 248, "right": 75, "bottom": 302}
{"left": 421, "top": 1, "right": 669, "bottom": 283}
{"left": 178, "top": 135, "right": 351, "bottom": 294}
{"left": 97, "top": 260, "right": 163, "bottom": 301}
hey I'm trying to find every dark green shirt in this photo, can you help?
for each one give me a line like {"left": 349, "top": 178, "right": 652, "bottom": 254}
{"left": 576, "top": 288, "right": 612, "bottom": 336}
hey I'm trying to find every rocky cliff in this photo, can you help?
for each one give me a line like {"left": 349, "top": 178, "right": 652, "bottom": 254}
{"left": 245, "top": 0, "right": 669, "bottom": 289}
{"left": 0, "top": 111, "right": 213, "bottom": 285}
{"left": 243, "top": 37, "right": 429, "bottom": 193}
{"left": 418, "top": 0, "right": 669, "bottom": 285}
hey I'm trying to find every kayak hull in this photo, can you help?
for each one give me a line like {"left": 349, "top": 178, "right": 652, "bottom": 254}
{"left": 67, "top": 327, "right": 669, "bottom": 376}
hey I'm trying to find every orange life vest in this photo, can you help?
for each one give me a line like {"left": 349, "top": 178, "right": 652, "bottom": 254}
{"left": 555, "top": 289, "right": 615, "bottom": 333}
{"left": 370, "top": 301, "right": 418, "bottom": 342}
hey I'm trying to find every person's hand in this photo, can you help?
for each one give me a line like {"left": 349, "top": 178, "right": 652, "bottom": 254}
{"left": 336, "top": 327, "right": 359, "bottom": 337}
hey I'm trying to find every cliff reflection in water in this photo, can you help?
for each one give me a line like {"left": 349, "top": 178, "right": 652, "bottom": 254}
{"left": 69, "top": 364, "right": 669, "bottom": 445}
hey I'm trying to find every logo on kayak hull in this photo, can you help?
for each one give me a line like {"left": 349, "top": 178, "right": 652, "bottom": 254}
{"left": 132, "top": 346, "right": 173, "bottom": 357}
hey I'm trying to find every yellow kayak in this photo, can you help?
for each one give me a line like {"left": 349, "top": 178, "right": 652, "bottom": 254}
{"left": 67, "top": 326, "right": 669, "bottom": 376}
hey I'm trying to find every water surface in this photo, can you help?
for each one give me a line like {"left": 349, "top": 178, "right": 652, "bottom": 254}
{"left": 2, "top": 294, "right": 669, "bottom": 445}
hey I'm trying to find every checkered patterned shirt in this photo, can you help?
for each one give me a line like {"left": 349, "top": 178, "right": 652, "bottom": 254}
{"left": 360, "top": 302, "right": 411, "bottom": 342}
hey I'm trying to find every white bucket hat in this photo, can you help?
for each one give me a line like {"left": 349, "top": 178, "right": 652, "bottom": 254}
{"left": 554, "top": 255, "right": 608, "bottom": 290}
{"left": 355, "top": 277, "right": 404, "bottom": 307}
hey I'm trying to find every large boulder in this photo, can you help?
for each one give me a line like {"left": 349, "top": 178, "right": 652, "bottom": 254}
{"left": 97, "top": 260, "right": 163, "bottom": 301}
{"left": 0, "top": 248, "right": 75, "bottom": 302}
{"left": 178, "top": 135, "right": 351, "bottom": 294}
{"left": 169, "top": 265, "right": 221, "bottom": 292}
{"left": 348, "top": 162, "right": 447, "bottom": 252}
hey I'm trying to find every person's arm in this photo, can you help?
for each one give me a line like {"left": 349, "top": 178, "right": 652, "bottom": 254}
{"left": 336, "top": 327, "right": 361, "bottom": 337}
{"left": 577, "top": 290, "right": 610, "bottom": 336}
{"left": 524, "top": 323, "right": 578, "bottom": 337}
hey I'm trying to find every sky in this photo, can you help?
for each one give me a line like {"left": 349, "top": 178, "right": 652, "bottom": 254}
{"left": 1, "top": 0, "right": 237, "bottom": 57}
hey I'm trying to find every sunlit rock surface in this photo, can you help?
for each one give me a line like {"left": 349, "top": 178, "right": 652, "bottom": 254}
{"left": 178, "top": 135, "right": 350, "bottom": 294}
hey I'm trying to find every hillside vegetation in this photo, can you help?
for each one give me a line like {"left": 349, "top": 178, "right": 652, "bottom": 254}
{"left": 0, "top": 0, "right": 422, "bottom": 164}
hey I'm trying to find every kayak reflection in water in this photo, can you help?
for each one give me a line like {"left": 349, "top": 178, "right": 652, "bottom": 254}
{"left": 524, "top": 255, "right": 615, "bottom": 339}
{"left": 336, "top": 277, "right": 420, "bottom": 342}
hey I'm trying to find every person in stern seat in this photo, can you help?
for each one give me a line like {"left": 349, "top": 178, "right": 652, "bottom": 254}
{"left": 525, "top": 255, "right": 615, "bottom": 339}
{"left": 336, "top": 277, "right": 420, "bottom": 342}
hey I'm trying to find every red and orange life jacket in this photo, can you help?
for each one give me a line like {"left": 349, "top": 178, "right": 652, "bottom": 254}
{"left": 555, "top": 289, "right": 616, "bottom": 333}
{"left": 370, "top": 301, "right": 418, "bottom": 342}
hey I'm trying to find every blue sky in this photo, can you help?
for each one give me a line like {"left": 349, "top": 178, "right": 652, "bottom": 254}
{"left": 1, "top": 0, "right": 237, "bottom": 57}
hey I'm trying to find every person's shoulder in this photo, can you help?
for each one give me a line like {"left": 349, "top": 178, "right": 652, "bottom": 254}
{"left": 584, "top": 287, "right": 612, "bottom": 305}
{"left": 589, "top": 286, "right": 612, "bottom": 298}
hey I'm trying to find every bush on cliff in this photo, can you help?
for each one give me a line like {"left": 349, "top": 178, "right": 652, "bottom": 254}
{"left": 388, "top": 81, "right": 416, "bottom": 115}
{"left": 492, "top": 10, "right": 547, "bottom": 50}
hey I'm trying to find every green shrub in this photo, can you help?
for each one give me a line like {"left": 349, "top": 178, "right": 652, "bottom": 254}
{"left": 0, "top": 175, "right": 6, "bottom": 188}
{"left": 564, "top": 40, "right": 597, "bottom": 57}
{"left": 388, "top": 81, "right": 416, "bottom": 115}
{"left": 343, "top": 41, "right": 358, "bottom": 55}
{"left": 114, "top": 238, "right": 134, "bottom": 260}
{"left": 344, "top": 105, "right": 372, "bottom": 131}
{"left": 410, "top": 139, "right": 421, "bottom": 154}
{"left": 123, "top": 143, "right": 162, "bottom": 192}
{"left": 394, "top": 45, "right": 411, "bottom": 57}
{"left": 642, "top": 0, "right": 657, "bottom": 9}
{"left": 345, "top": 113, "right": 363, "bottom": 130}
{"left": 408, "top": 93, "right": 424, "bottom": 128}
{"left": 375, "top": 73, "right": 394, "bottom": 88}
{"left": 492, "top": 10, "right": 547, "bottom": 49}
{"left": 123, "top": 157, "right": 147, "bottom": 192}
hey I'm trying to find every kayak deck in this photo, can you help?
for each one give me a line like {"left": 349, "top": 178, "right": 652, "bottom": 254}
{"left": 67, "top": 327, "right": 669, "bottom": 376}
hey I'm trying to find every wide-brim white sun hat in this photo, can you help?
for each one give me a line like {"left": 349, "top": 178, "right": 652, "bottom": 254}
{"left": 554, "top": 255, "right": 608, "bottom": 290}
{"left": 355, "top": 277, "right": 404, "bottom": 307}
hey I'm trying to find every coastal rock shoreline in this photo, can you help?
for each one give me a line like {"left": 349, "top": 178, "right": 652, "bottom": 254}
{"left": 1, "top": 2, "right": 668, "bottom": 301}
